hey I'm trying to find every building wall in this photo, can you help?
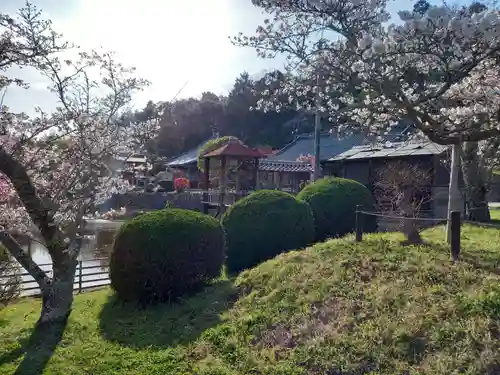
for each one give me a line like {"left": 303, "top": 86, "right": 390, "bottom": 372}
{"left": 258, "top": 171, "right": 310, "bottom": 191}
{"left": 342, "top": 161, "right": 370, "bottom": 185}
{"left": 325, "top": 155, "right": 465, "bottom": 218}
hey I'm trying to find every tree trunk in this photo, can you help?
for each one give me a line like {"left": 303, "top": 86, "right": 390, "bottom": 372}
{"left": 400, "top": 217, "right": 423, "bottom": 245}
{"left": 446, "top": 144, "right": 463, "bottom": 244}
{"left": 0, "top": 231, "right": 78, "bottom": 325}
{"left": 398, "top": 186, "right": 423, "bottom": 245}
{"left": 464, "top": 183, "right": 490, "bottom": 222}
{"left": 461, "top": 142, "right": 491, "bottom": 222}
{"left": 38, "top": 255, "right": 77, "bottom": 325}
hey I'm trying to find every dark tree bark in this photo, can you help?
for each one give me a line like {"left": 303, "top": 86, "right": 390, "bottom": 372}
{"left": 0, "top": 148, "right": 77, "bottom": 325}
{"left": 398, "top": 186, "right": 424, "bottom": 246}
{"left": 462, "top": 142, "right": 491, "bottom": 222}
{"left": 38, "top": 254, "right": 77, "bottom": 325}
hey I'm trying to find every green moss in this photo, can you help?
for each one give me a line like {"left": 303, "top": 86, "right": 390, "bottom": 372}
{"left": 297, "top": 177, "right": 376, "bottom": 241}
{"left": 222, "top": 190, "right": 315, "bottom": 274}
{"left": 110, "top": 208, "right": 225, "bottom": 303}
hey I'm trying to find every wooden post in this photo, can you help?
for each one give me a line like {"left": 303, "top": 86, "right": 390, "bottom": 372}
{"left": 253, "top": 157, "right": 259, "bottom": 191}
{"left": 203, "top": 157, "right": 210, "bottom": 214}
{"left": 355, "top": 205, "right": 363, "bottom": 242}
{"left": 235, "top": 158, "right": 241, "bottom": 195}
{"left": 219, "top": 156, "right": 227, "bottom": 219}
{"left": 450, "top": 210, "right": 461, "bottom": 261}
{"left": 78, "top": 260, "right": 83, "bottom": 293}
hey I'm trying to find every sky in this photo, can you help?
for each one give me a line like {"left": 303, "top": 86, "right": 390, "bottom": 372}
{"left": 1, "top": 0, "right": 457, "bottom": 115}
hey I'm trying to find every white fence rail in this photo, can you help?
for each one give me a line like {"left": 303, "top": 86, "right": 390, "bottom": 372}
{"left": 17, "top": 257, "right": 110, "bottom": 297}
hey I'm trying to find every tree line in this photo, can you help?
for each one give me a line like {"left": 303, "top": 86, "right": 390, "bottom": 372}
{"left": 127, "top": 71, "right": 315, "bottom": 159}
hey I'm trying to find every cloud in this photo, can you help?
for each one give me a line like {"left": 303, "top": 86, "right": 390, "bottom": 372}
{"left": 3, "top": 0, "right": 427, "bottom": 115}
{"left": 4, "top": 0, "right": 285, "bottom": 114}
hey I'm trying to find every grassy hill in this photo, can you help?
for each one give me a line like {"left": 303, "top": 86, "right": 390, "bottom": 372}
{"left": 1, "top": 225, "right": 499, "bottom": 374}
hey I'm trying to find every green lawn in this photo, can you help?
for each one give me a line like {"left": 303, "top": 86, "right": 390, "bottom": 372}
{"left": 1, "top": 226, "right": 500, "bottom": 374}
{"left": 490, "top": 207, "right": 500, "bottom": 221}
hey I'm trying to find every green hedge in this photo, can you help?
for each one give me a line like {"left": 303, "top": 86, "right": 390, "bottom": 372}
{"left": 110, "top": 208, "right": 225, "bottom": 304}
{"left": 222, "top": 190, "right": 315, "bottom": 273}
{"left": 297, "top": 177, "right": 377, "bottom": 241}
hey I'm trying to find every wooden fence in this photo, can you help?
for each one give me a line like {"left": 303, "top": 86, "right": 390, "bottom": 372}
{"left": 18, "top": 257, "right": 110, "bottom": 297}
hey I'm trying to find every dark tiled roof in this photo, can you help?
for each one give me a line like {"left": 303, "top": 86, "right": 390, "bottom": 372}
{"left": 166, "top": 135, "right": 218, "bottom": 167}
{"left": 266, "top": 133, "right": 364, "bottom": 162}
{"left": 329, "top": 141, "right": 448, "bottom": 162}
{"left": 259, "top": 160, "right": 313, "bottom": 172}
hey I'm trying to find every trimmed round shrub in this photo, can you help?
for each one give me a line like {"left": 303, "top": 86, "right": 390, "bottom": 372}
{"left": 297, "top": 177, "right": 377, "bottom": 241}
{"left": 222, "top": 190, "right": 315, "bottom": 273}
{"left": 110, "top": 208, "right": 225, "bottom": 303}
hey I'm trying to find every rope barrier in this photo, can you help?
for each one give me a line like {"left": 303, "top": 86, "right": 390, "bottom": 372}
{"left": 358, "top": 210, "right": 500, "bottom": 229}
{"left": 357, "top": 210, "right": 448, "bottom": 222}
{"left": 462, "top": 220, "right": 500, "bottom": 229}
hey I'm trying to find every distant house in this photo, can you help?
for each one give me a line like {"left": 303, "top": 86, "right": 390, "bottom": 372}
{"left": 258, "top": 132, "right": 363, "bottom": 191}
{"left": 117, "top": 154, "right": 148, "bottom": 169}
{"left": 106, "top": 153, "right": 148, "bottom": 177}
{"left": 323, "top": 140, "right": 462, "bottom": 218}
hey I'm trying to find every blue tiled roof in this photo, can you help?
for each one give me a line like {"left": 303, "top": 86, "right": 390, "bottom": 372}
{"left": 167, "top": 135, "right": 218, "bottom": 167}
{"left": 266, "top": 133, "right": 364, "bottom": 162}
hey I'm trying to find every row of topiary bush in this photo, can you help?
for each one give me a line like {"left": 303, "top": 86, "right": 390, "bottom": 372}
{"left": 110, "top": 177, "right": 376, "bottom": 304}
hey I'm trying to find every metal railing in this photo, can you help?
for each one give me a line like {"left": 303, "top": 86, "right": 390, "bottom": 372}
{"left": 18, "top": 257, "right": 110, "bottom": 296}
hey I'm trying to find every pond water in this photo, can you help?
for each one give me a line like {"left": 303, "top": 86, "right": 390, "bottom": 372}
{"left": 18, "top": 219, "right": 122, "bottom": 296}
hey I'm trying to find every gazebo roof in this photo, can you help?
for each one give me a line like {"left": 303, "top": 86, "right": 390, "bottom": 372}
{"left": 203, "top": 139, "right": 265, "bottom": 158}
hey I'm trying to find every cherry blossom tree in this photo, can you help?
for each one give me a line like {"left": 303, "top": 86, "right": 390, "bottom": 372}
{"left": 0, "top": 3, "right": 152, "bottom": 325}
{"left": 234, "top": 0, "right": 500, "bottom": 240}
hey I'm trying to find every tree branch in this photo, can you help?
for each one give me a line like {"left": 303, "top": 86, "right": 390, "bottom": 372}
{"left": 0, "top": 231, "right": 50, "bottom": 286}
{"left": 0, "top": 147, "right": 66, "bottom": 256}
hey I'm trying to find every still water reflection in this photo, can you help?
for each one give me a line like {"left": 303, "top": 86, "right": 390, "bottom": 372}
{"left": 19, "top": 220, "right": 121, "bottom": 296}
{"left": 27, "top": 230, "right": 114, "bottom": 265}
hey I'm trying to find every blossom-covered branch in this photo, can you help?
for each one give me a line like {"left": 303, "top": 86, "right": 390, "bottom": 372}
{"left": 236, "top": 1, "right": 500, "bottom": 144}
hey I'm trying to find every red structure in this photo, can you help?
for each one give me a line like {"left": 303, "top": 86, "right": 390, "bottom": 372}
{"left": 202, "top": 139, "right": 266, "bottom": 216}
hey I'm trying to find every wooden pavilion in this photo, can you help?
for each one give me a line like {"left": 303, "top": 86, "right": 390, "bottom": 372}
{"left": 201, "top": 139, "right": 265, "bottom": 217}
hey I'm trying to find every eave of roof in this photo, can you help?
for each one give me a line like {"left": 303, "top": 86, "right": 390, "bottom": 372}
{"left": 259, "top": 160, "right": 312, "bottom": 172}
